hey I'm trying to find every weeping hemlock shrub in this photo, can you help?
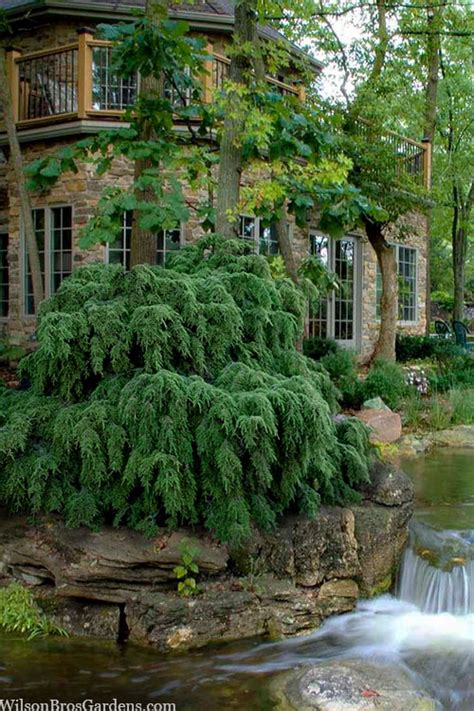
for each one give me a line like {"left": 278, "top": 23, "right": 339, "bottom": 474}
{"left": 0, "top": 238, "right": 372, "bottom": 543}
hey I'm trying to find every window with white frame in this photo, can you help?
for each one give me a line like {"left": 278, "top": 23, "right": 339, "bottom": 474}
{"left": 238, "top": 216, "right": 280, "bottom": 256}
{"left": 106, "top": 211, "right": 183, "bottom": 268}
{"left": 0, "top": 233, "right": 8, "bottom": 318}
{"left": 376, "top": 244, "right": 417, "bottom": 322}
{"left": 24, "top": 206, "right": 72, "bottom": 315}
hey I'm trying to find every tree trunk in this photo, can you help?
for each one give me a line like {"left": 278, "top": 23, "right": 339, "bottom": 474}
{"left": 275, "top": 215, "right": 298, "bottom": 284}
{"left": 365, "top": 220, "right": 398, "bottom": 361}
{"left": 422, "top": 1, "right": 444, "bottom": 334}
{"left": 130, "top": 0, "right": 168, "bottom": 267}
{"left": 215, "top": 0, "right": 259, "bottom": 238}
{"left": 0, "top": 49, "right": 44, "bottom": 311}
{"left": 452, "top": 180, "right": 474, "bottom": 322}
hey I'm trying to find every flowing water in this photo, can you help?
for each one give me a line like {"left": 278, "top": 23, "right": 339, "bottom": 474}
{"left": 1, "top": 449, "right": 473, "bottom": 709}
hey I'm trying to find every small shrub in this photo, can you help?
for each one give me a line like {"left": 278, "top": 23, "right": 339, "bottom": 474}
{"left": 303, "top": 336, "right": 339, "bottom": 361}
{"left": 362, "top": 359, "right": 408, "bottom": 410}
{"left": 0, "top": 583, "right": 66, "bottom": 639}
{"left": 429, "top": 352, "right": 474, "bottom": 392}
{"left": 396, "top": 334, "right": 437, "bottom": 362}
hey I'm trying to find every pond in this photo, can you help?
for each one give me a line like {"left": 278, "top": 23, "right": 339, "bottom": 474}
{"left": 1, "top": 448, "right": 473, "bottom": 710}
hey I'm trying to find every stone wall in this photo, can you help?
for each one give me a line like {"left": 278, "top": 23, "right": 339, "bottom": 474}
{"left": 0, "top": 462, "right": 414, "bottom": 651}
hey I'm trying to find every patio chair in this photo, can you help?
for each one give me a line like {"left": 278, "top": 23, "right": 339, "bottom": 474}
{"left": 452, "top": 320, "right": 474, "bottom": 351}
{"left": 434, "top": 319, "right": 452, "bottom": 339}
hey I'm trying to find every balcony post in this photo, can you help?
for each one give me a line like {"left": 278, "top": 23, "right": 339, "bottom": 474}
{"left": 77, "top": 28, "right": 94, "bottom": 118}
{"left": 5, "top": 48, "right": 21, "bottom": 123}
{"left": 297, "top": 83, "right": 306, "bottom": 103}
{"left": 422, "top": 138, "right": 432, "bottom": 190}
{"left": 202, "top": 43, "right": 214, "bottom": 104}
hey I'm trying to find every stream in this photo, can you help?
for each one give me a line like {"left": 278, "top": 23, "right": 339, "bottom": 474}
{"left": 0, "top": 448, "right": 473, "bottom": 709}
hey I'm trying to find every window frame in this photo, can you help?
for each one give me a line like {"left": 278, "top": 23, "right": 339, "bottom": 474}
{"left": 375, "top": 243, "right": 418, "bottom": 325}
{"left": 0, "top": 231, "right": 9, "bottom": 320}
{"left": 238, "top": 215, "right": 289, "bottom": 256}
{"left": 22, "top": 204, "right": 74, "bottom": 316}
{"left": 104, "top": 213, "right": 185, "bottom": 268}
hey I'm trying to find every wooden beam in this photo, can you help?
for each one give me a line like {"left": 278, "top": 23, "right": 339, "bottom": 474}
{"left": 202, "top": 44, "right": 214, "bottom": 104}
{"left": 5, "top": 49, "right": 21, "bottom": 123}
{"left": 77, "top": 29, "right": 94, "bottom": 119}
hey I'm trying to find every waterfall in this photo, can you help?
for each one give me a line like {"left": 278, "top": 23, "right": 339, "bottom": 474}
{"left": 397, "top": 521, "right": 474, "bottom": 615}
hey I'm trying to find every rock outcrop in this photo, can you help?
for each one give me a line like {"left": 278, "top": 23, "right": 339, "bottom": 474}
{"left": 0, "top": 463, "right": 413, "bottom": 651}
{"left": 271, "top": 659, "right": 441, "bottom": 710}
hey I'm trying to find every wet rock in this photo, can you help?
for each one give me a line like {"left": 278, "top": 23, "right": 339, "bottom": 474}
{"left": 361, "top": 461, "right": 414, "bottom": 507}
{"left": 429, "top": 425, "right": 474, "bottom": 448}
{"left": 271, "top": 659, "right": 441, "bottom": 710}
{"left": 356, "top": 408, "right": 402, "bottom": 444}
{"left": 36, "top": 594, "right": 121, "bottom": 640}
{"left": 353, "top": 502, "right": 412, "bottom": 597}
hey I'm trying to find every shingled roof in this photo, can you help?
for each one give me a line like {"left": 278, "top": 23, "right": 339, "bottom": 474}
{"left": 0, "top": 0, "right": 322, "bottom": 70}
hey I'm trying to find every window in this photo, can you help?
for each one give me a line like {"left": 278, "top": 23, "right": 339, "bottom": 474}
{"left": 376, "top": 245, "right": 417, "bottom": 322}
{"left": 163, "top": 68, "right": 192, "bottom": 109}
{"left": 24, "top": 206, "right": 72, "bottom": 315}
{"left": 106, "top": 212, "right": 183, "bottom": 268}
{"left": 238, "top": 216, "right": 281, "bottom": 256}
{"left": 308, "top": 232, "right": 359, "bottom": 345}
{"left": 92, "top": 47, "right": 138, "bottom": 111}
{"left": 0, "top": 233, "right": 8, "bottom": 318}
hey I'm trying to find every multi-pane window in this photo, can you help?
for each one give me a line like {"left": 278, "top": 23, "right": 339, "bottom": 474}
{"left": 108, "top": 212, "right": 133, "bottom": 270}
{"left": 238, "top": 216, "right": 281, "bottom": 256}
{"left": 106, "top": 212, "right": 183, "bottom": 268}
{"left": 0, "top": 233, "right": 8, "bottom": 318}
{"left": 308, "top": 233, "right": 329, "bottom": 338}
{"left": 398, "top": 246, "right": 417, "bottom": 322}
{"left": 92, "top": 47, "right": 138, "bottom": 111}
{"left": 376, "top": 245, "right": 417, "bottom": 322}
{"left": 308, "top": 232, "right": 358, "bottom": 345}
{"left": 25, "top": 206, "right": 72, "bottom": 315}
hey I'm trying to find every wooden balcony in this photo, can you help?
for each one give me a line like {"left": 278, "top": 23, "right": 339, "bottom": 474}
{"left": 4, "top": 35, "right": 302, "bottom": 129}
{"left": 3, "top": 34, "right": 429, "bottom": 189}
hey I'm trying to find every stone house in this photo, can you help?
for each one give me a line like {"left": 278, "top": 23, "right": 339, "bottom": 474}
{"left": 0, "top": 0, "right": 431, "bottom": 358}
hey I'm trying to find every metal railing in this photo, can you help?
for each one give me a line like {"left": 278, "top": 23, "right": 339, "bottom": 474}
{"left": 16, "top": 45, "right": 78, "bottom": 121}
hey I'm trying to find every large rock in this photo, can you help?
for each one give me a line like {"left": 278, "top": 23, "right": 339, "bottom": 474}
{"left": 1, "top": 520, "right": 228, "bottom": 602}
{"left": 0, "top": 462, "right": 414, "bottom": 650}
{"left": 271, "top": 659, "right": 441, "bottom": 710}
{"left": 356, "top": 409, "right": 402, "bottom": 444}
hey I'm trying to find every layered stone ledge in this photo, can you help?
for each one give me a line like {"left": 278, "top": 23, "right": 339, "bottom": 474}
{"left": 0, "top": 462, "right": 413, "bottom": 651}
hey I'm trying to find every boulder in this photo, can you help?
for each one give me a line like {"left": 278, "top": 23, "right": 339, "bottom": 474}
{"left": 362, "top": 397, "right": 391, "bottom": 411}
{"left": 271, "top": 659, "right": 441, "bottom": 710}
{"left": 36, "top": 594, "right": 121, "bottom": 640}
{"left": 360, "top": 461, "right": 414, "bottom": 507}
{"left": 356, "top": 408, "right": 402, "bottom": 444}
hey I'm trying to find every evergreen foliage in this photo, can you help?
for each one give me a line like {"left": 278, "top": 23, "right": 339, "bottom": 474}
{"left": 0, "top": 239, "right": 372, "bottom": 542}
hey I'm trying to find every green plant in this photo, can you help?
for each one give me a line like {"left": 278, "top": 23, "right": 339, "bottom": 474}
{"left": 449, "top": 389, "right": 474, "bottom": 425}
{"left": 402, "top": 393, "right": 425, "bottom": 429}
{"left": 427, "top": 397, "right": 452, "bottom": 431}
{"left": 303, "top": 336, "right": 339, "bottom": 361}
{"left": 0, "top": 583, "right": 67, "bottom": 639}
{"left": 0, "top": 238, "right": 372, "bottom": 544}
{"left": 362, "top": 359, "right": 408, "bottom": 410}
{"left": 0, "top": 339, "right": 27, "bottom": 364}
{"left": 173, "top": 538, "right": 200, "bottom": 597}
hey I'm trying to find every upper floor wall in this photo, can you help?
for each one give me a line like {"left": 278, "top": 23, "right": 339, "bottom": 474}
{"left": 0, "top": 0, "right": 431, "bottom": 189}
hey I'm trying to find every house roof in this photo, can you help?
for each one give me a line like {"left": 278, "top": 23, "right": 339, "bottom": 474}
{"left": 0, "top": 0, "right": 323, "bottom": 71}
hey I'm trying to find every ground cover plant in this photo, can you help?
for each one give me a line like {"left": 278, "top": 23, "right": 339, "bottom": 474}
{"left": 0, "top": 238, "right": 372, "bottom": 543}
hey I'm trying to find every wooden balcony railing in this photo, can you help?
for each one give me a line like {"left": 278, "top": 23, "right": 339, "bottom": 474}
{"left": 4, "top": 34, "right": 429, "bottom": 188}
{"left": 351, "top": 118, "right": 431, "bottom": 190}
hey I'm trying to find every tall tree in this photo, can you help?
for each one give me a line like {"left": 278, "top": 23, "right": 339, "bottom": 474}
{"left": 0, "top": 48, "right": 44, "bottom": 311}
